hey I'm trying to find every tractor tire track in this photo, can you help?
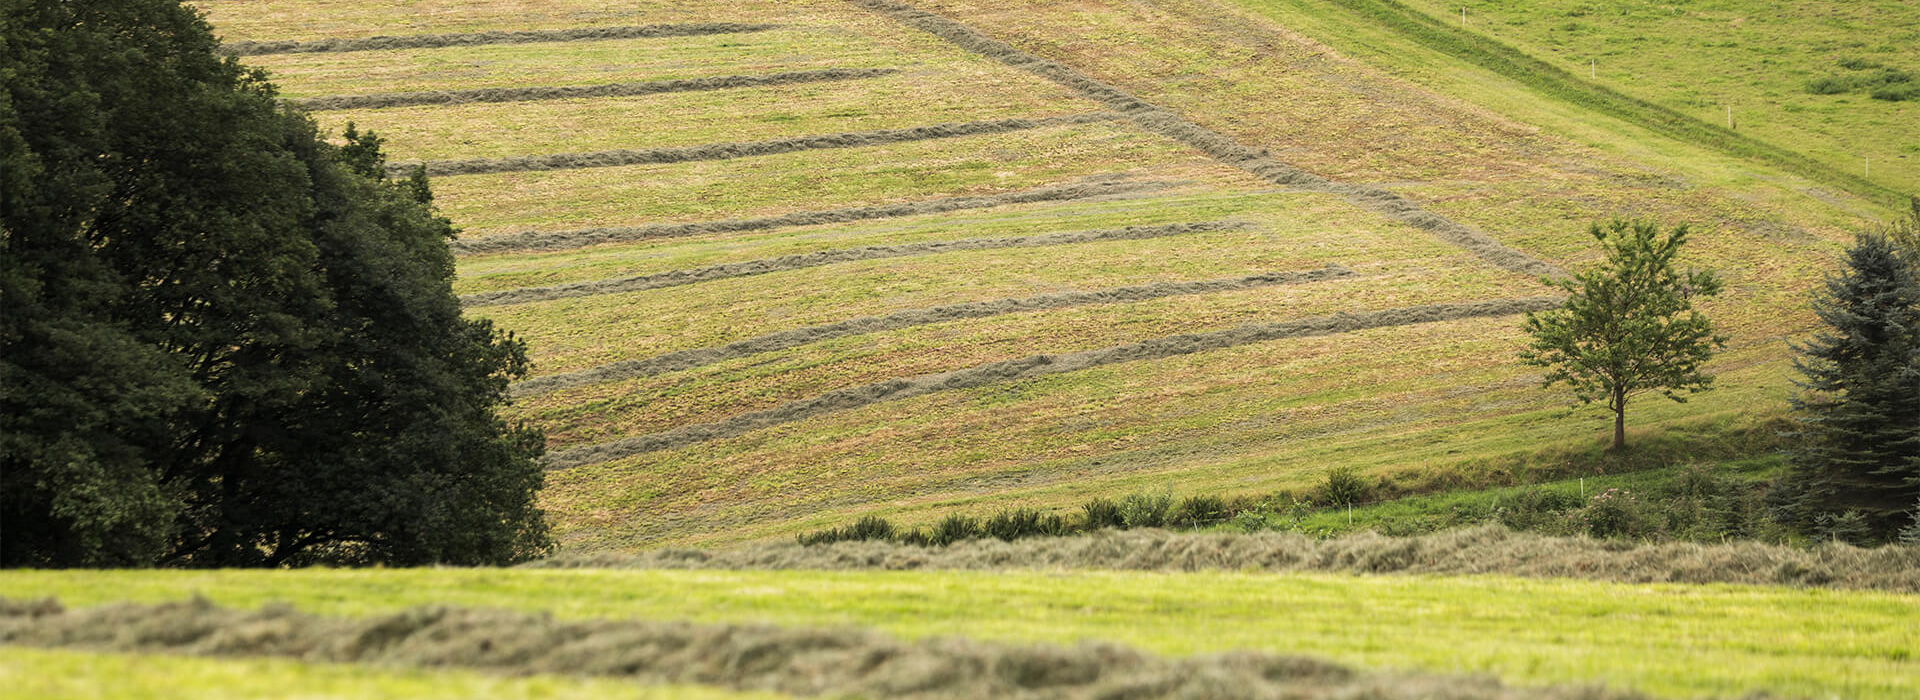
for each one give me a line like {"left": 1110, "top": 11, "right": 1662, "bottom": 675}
{"left": 463, "top": 220, "right": 1253, "bottom": 308}
{"left": 541, "top": 296, "right": 1562, "bottom": 469}
{"left": 292, "top": 68, "right": 899, "bottom": 111}
{"left": 386, "top": 111, "right": 1124, "bottom": 177}
{"left": 448, "top": 178, "right": 1179, "bottom": 256}
{"left": 222, "top": 23, "right": 779, "bottom": 56}
{"left": 510, "top": 265, "right": 1357, "bottom": 397}
{"left": 846, "top": 0, "right": 1562, "bottom": 279}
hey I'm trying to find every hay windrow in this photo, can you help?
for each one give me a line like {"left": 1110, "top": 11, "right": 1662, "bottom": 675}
{"left": 845, "top": 0, "right": 1562, "bottom": 279}
{"left": 462, "top": 220, "right": 1256, "bottom": 308}
{"left": 386, "top": 112, "right": 1124, "bottom": 177}
{"left": 221, "top": 23, "right": 780, "bottom": 56}
{"left": 292, "top": 68, "right": 900, "bottom": 111}
{"left": 534, "top": 524, "right": 1920, "bottom": 594}
{"left": 510, "top": 265, "right": 1357, "bottom": 397}
{"left": 0, "top": 597, "right": 1680, "bottom": 700}
{"left": 448, "top": 179, "right": 1180, "bottom": 256}
{"left": 540, "top": 297, "right": 1560, "bottom": 469}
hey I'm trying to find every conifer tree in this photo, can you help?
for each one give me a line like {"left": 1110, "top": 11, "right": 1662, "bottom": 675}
{"left": 1772, "top": 232, "right": 1920, "bottom": 541}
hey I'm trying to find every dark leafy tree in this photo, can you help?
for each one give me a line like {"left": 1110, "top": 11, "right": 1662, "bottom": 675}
{"left": 2, "top": 0, "right": 549, "bottom": 567}
{"left": 1521, "top": 220, "right": 1726, "bottom": 451}
{"left": 1770, "top": 232, "right": 1920, "bottom": 542}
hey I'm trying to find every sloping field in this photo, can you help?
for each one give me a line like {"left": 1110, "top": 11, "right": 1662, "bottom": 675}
{"left": 186, "top": 0, "right": 1891, "bottom": 555}
{"left": 6, "top": 568, "right": 1918, "bottom": 700}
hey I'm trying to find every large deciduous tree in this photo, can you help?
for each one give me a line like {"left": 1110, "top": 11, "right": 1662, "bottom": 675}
{"left": 1521, "top": 220, "right": 1726, "bottom": 451}
{"left": 1, "top": 0, "right": 550, "bottom": 567}
{"left": 1769, "top": 224, "right": 1920, "bottom": 543}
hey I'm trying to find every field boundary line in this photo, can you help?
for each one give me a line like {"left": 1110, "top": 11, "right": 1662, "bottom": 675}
{"left": 541, "top": 296, "right": 1562, "bottom": 469}
{"left": 221, "top": 23, "right": 779, "bottom": 56}
{"left": 448, "top": 179, "right": 1181, "bottom": 256}
{"left": 387, "top": 111, "right": 1124, "bottom": 177}
{"left": 510, "top": 265, "right": 1357, "bottom": 397}
{"left": 463, "top": 220, "right": 1253, "bottom": 307}
{"left": 293, "top": 68, "right": 901, "bottom": 111}
{"left": 846, "top": 0, "right": 1562, "bottom": 279}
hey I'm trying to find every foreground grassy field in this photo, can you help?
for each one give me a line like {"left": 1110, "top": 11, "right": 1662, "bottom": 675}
{"left": 0, "top": 647, "right": 781, "bottom": 700}
{"left": 7, "top": 568, "right": 1917, "bottom": 700}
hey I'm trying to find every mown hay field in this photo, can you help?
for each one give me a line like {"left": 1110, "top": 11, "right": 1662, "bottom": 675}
{"left": 6, "top": 568, "right": 1918, "bottom": 700}
{"left": 1, "top": 647, "right": 780, "bottom": 700}
{"left": 175, "top": 0, "right": 1899, "bottom": 553}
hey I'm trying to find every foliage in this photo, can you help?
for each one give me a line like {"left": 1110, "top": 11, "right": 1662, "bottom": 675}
{"left": 1170, "top": 495, "right": 1231, "bottom": 527}
{"left": 1319, "top": 466, "right": 1371, "bottom": 507}
{"left": 1119, "top": 491, "right": 1174, "bottom": 529}
{"left": 1521, "top": 220, "right": 1725, "bottom": 450}
{"left": 1804, "top": 63, "right": 1918, "bottom": 102}
{"left": 1769, "top": 232, "right": 1920, "bottom": 542}
{"left": 1082, "top": 497, "right": 1125, "bottom": 530}
{"left": 0, "top": 0, "right": 547, "bottom": 567}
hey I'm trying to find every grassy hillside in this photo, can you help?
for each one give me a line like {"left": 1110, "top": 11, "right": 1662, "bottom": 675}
{"left": 182, "top": 0, "right": 1895, "bottom": 552}
{"left": 9, "top": 568, "right": 1920, "bottom": 700}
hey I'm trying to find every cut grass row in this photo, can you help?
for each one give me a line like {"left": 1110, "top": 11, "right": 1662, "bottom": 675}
{"left": 6, "top": 568, "right": 1915, "bottom": 700}
{"left": 472, "top": 198, "right": 1481, "bottom": 374}
{"left": 540, "top": 297, "right": 1559, "bottom": 467}
{"left": 0, "top": 647, "right": 776, "bottom": 700}
{"left": 463, "top": 220, "right": 1249, "bottom": 307}
{"left": 853, "top": 0, "right": 1558, "bottom": 278}
{"left": 292, "top": 67, "right": 900, "bottom": 111}
{"left": 223, "top": 23, "right": 778, "bottom": 56}
{"left": 195, "top": 0, "right": 816, "bottom": 41}
{"left": 430, "top": 120, "right": 1255, "bottom": 237}
{"left": 510, "top": 266, "right": 1357, "bottom": 397}
{"left": 391, "top": 112, "right": 1125, "bottom": 178}
{"left": 316, "top": 69, "right": 1099, "bottom": 163}
{"left": 515, "top": 276, "right": 1546, "bottom": 453}
{"left": 543, "top": 326, "right": 1793, "bottom": 549}
{"left": 240, "top": 29, "right": 907, "bottom": 98}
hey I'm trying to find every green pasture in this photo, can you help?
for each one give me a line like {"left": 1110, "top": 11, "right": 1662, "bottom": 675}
{"left": 6, "top": 568, "right": 1915, "bottom": 700}
{"left": 0, "top": 647, "right": 776, "bottom": 700}
{"left": 1394, "top": 0, "right": 1920, "bottom": 195}
{"left": 199, "top": 0, "right": 812, "bottom": 41}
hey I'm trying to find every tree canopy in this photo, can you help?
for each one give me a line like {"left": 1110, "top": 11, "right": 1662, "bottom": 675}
{"left": 1, "top": 0, "right": 550, "bottom": 567}
{"left": 1520, "top": 220, "right": 1726, "bottom": 451}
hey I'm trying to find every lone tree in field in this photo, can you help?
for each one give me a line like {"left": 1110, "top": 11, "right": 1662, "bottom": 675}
{"left": 1521, "top": 220, "right": 1726, "bottom": 451}
{"left": 1, "top": 0, "right": 549, "bottom": 567}
{"left": 1769, "top": 219, "right": 1920, "bottom": 542}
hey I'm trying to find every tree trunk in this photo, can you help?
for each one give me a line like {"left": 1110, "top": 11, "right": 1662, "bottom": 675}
{"left": 1611, "top": 390, "right": 1628, "bottom": 452}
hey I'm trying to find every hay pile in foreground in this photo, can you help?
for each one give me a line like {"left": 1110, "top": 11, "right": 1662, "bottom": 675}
{"left": 533, "top": 525, "right": 1920, "bottom": 593}
{"left": 2, "top": 597, "right": 1688, "bottom": 700}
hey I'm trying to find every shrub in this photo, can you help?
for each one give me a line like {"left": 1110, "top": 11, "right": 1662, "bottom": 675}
{"left": 1579, "top": 488, "right": 1647, "bottom": 539}
{"left": 930, "top": 514, "right": 982, "bottom": 546}
{"left": 1805, "top": 76, "right": 1853, "bottom": 95}
{"left": 796, "top": 515, "right": 895, "bottom": 546}
{"left": 1320, "top": 466, "right": 1371, "bottom": 508}
{"left": 1171, "top": 495, "right": 1232, "bottom": 528}
{"left": 985, "top": 508, "right": 1063, "bottom": 542}
{"left": 1870, "top": 82, "right": 1919, "bottom": 102}
{"left": 1081, "top": 497, "right": 1124, "bottom": 530}
{"left": 1837, "top": 57, "right": 1884, "bottom": 71}
{"left": 1231, "top": 509, "right": 1269, "bottom": 533}
{"left": 1119, "top": 491, "right": 1173, "bottom": 529}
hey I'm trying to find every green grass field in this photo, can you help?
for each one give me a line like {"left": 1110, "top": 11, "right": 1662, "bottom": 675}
{"left": 6, "top": 569, "right": 1916, "bottom": 700}
{"left": 0, "top": 647, "right": 781, "bottom": 700}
